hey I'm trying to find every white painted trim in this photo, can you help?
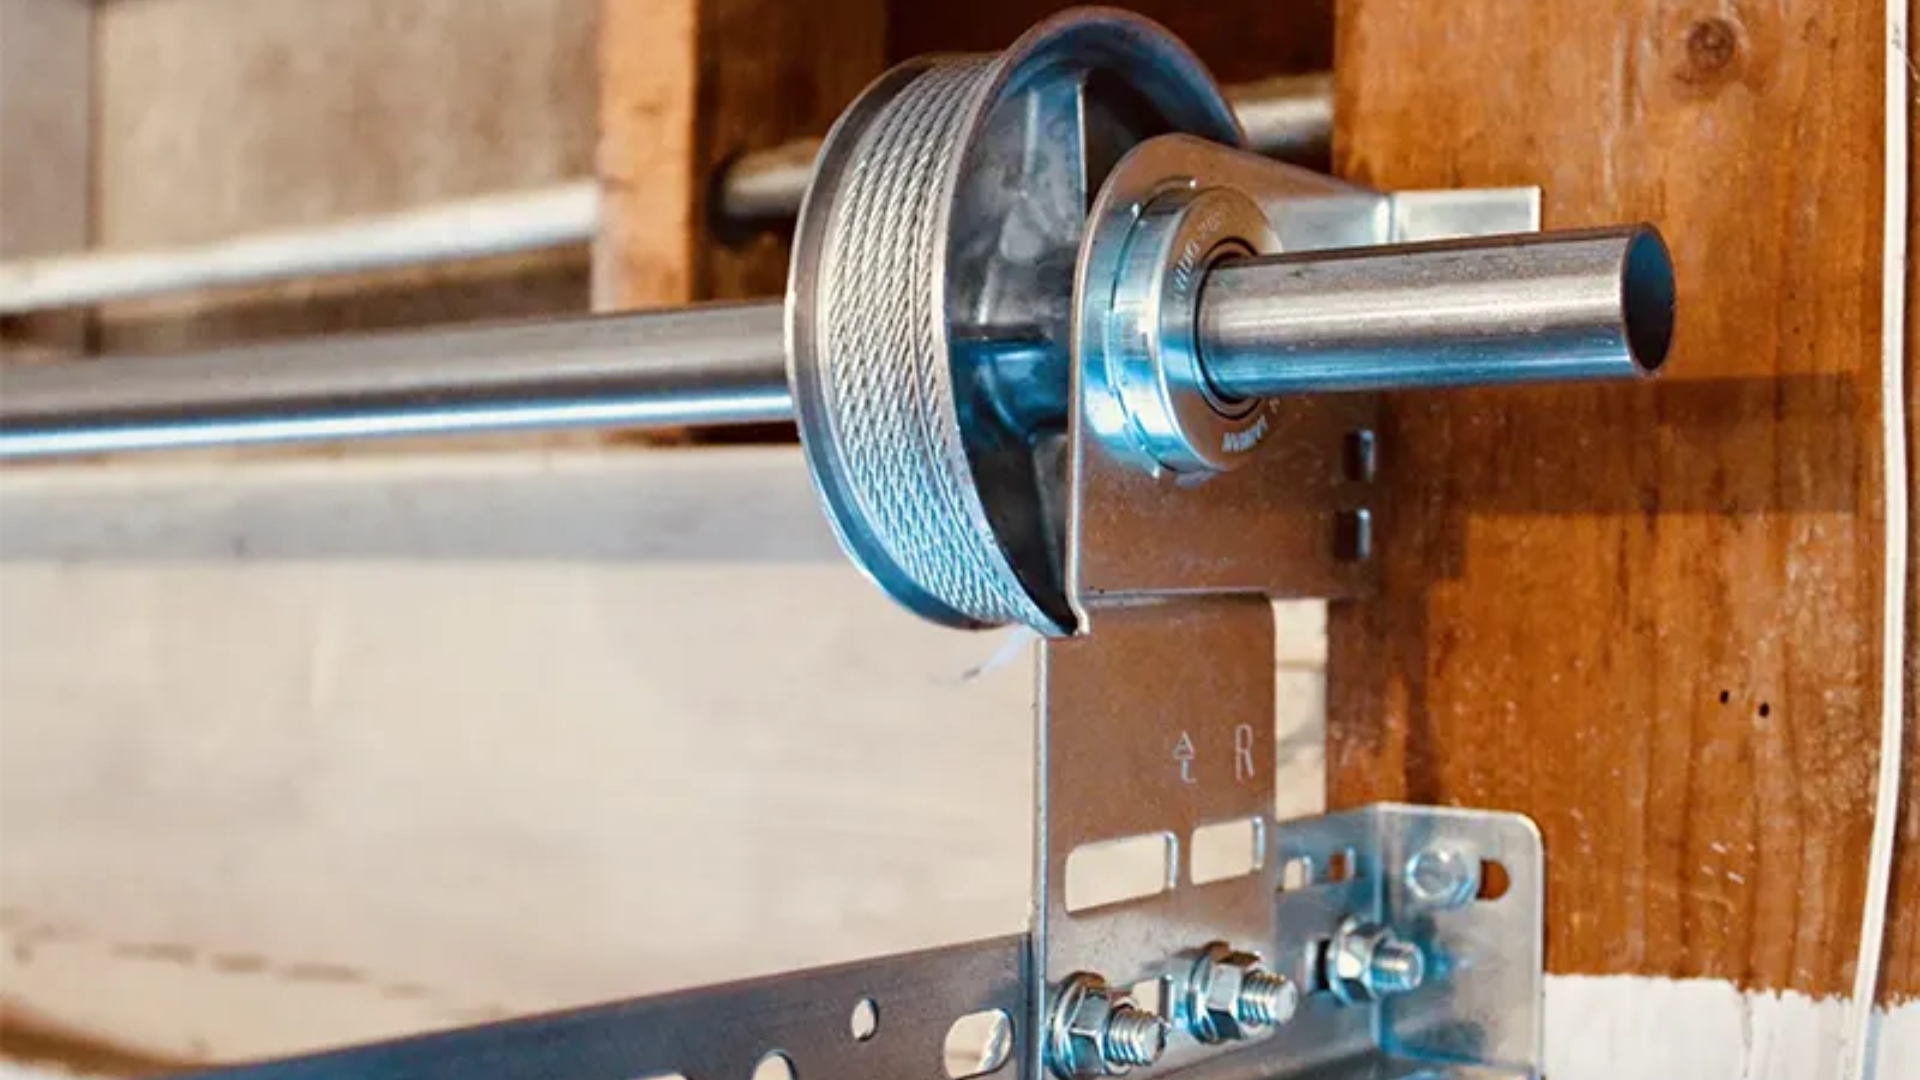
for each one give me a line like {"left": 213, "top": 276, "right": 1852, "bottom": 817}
{"left": 1546, "top": 976, "right": 1919, "bottom": 1080}
{"left": 1847, "top": 3, "right": 1913, "bottom": 1078}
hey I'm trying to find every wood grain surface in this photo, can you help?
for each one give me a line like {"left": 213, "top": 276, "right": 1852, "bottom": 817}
{"left": 888, "top": 0, "right": 1331, "bottom": 85}
{"left": 592, "top": 0, "right": 700, "bottom": 309}
{"left": 1325, "top": 0, "right": 1902, "bottom": 1001}
{"left": 594, "top": 0, "right": 886, "bottom": 311}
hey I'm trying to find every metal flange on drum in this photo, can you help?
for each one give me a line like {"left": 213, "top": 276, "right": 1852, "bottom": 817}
{"left": 786, "top": 9, "right": 1272, "bottom": 636}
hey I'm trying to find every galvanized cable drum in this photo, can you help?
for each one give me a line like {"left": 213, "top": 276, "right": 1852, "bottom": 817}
{"left": 787, "top": 9, "right": 1243, "bottom": 634}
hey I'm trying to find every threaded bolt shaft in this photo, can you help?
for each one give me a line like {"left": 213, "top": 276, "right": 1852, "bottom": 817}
{"left": 1235, "top": 970, "right": 1299, "bottom": 1027}
{"left": 1101, "top": 1007, "right": 1169, "bottom": 1067}
{"left": 1368, "top": 939, "right": 1426, "bottom": 994}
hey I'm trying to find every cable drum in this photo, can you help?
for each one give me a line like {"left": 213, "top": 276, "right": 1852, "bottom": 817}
{"left": 814, "top": 58, "right": 1026, "bottom": 628}
{"left": 787, "top": 10, "right": 1243, "bottom": 633}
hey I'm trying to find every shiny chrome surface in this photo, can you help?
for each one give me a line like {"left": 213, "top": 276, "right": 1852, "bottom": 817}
{"left": 1325, "top": 920, "right": 1427, "bottom": 1006}
{"left": 1199, "top": 227, "right": 1674, "bottom": 396}
{"left": 1182, "top": 944, "right": 1298, "bottom": 1044}
{"left": 1266, "top": 806, "right": 1543, "bottom": 1077}
{"left": 1035, "top": 599, "right": 1281, "bottom": 1079}
{"left": 1096, "top": 184, "right": 1280, "bottom": 475}
{"left": 719, "top": 137, "right": 826, "bottom": 225}
{"left": 1224, "top": 74, "right": 1333, "bottom": 162}
{"left": 1046, "top": 972, "right": 1169, "bottom": 1078}
{"left": 0, "top": 303, "right": 790, "bottom": 457}
{"left": 1069, "top": 135, "right": 1384, "bottom": 610}
{"left": 786, "top": 9, "right": 1242, "bottom": 635}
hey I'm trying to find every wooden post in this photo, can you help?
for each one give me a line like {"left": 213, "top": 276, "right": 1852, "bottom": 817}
{"left": 593, "top": 0, "right": 886, "bottom": 311}
{"left": 1327, "top": 0, "right": 1912, "bottom": 1014}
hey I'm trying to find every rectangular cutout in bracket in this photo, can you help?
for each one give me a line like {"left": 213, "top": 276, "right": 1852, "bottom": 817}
{"left": 1064, "top": 832, "right": 1175, "bottom": 913}
{"left": 1189, "top": 817, "right": 1265, "bottom": 885}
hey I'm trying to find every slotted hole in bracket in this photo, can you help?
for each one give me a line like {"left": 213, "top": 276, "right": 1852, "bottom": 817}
{"left": 1325, "top": 847, "right": 1359, "bottom": 883}
{"left": 1190, "top": 817, "right": 1265, "bottom": 885}
{"left": 1064, "top": 831, "right": 1176, "bottom": 912}
{"left": 1129, "top": 977, "right": 1167, "bottom": 1019}
{"left": 849, "top": 998, "right": 879, "bottom": 1042}
{"left": 1477, "top": 859, "right": 1511, "bottom": 901}
{"left": 943, "top": 1010, "right": 1014, "bottom": 1080}
{"left": 1279, "top": 855, "right": 1314, "bottom": 891}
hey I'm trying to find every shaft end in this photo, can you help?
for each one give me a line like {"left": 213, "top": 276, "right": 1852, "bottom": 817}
{"left": 1622, "top": 225, "right": 1676, "bottom": 374}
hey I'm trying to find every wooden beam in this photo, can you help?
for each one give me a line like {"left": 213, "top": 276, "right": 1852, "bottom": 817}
{"left": 1326, "top": 0, "right": 1903, "bottom": 1005}
{"left": 888, "top": 1, "right": 1331, "bottom": 84}
{"left": 592, "top": 0, "right": 886, "bottom": 310}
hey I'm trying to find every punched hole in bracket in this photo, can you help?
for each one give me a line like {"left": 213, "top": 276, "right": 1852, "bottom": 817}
{"left": 1064, "top": 832, "right": 1176, "bottom": 912}
{"left": 1280, "top": 855, "right": 1314, "bottom": 891}
{"left": 751, "top": 1052, "right": 794, "bottom": 1080}
{"left": 1129, "top": 977, "right": 1168, "bottom": 1018}
{"left": 943, "top": 1010, "right": 1014, "bottom": 1079}
{"left": 1325, "top": 847, "right": 1359, "bottom": 883}
{"left": 1190, "top": 817, "right": 1265, "bottom": 885}
{"left": 1477, "top": 859, "right": 1511, "bottom": 901}
{"left": 850, "top": 998, "right": 879, "bottom": 1041}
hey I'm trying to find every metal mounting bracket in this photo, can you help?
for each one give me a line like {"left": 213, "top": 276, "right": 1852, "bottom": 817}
{"left": 1263, "top": 805, "right": 1544, "bottom": 1078}
{"left": 167, "top": 138, "right": 1549, "bottom": 1080}
{"left": 174, "top": 806, "right": 1539, "bottom": 1080}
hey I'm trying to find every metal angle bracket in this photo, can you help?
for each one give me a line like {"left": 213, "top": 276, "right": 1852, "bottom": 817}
{"left": 169, "top": 806, "right": 1540, "bottom": 1080}
{"left": 1258, "top": 804, "right": 1545, "bottom": 1079}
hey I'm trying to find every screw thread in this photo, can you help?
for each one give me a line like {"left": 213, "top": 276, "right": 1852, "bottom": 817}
{"left": 1235, "top": 970, "right": 1299, "bottom": 1026}
{"left": 1369, "top": 940, "right": 1426, "bottom": 994}
{"left": 1102, "top": 1008, "right": 1168, "bottom": 1067}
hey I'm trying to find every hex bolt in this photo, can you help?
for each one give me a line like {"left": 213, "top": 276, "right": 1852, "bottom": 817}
{"left": 1403, "top": 846, "right": 1480, "bottom": 909}
{"left": 1047, "top": 973, "right": 1170, "bottom": 1078}
{"left": 1325, "top": 918, "right": 1427, "bottom": 1005}
{"left": 1102, "top": 1009, "right": 1169, "bottom": 1067}
{"left": 1236, "top": 968, "right": 1300, "bottom": 1027}
{"left": 1367, "top": 937, "right": 1426, "bottom": 995}
{"left": 1183, "top": 943, "right": 1299, "bottom": 1043}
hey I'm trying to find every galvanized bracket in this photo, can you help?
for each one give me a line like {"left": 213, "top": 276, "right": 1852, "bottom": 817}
{"left": 164, "top": 144, "right": 1549, "bottom": 1080}
{"left": 1030, "top": 133, "right": 1546, "bottom": 1080}
{"left": 1261, "top": 805, "right": 1544, "bottom": 1079}
{"left": 171, "top": 806, "right": 1539, "bottom": 1080}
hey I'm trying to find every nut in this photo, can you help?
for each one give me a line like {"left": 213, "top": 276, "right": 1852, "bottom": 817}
{"left": 1184, "top": 943, "right": 1298, "bottom": 1043}
{"left": 1325, "top": 918, "right": 1426, "bottom": 1005}
{"left": 1403, "top": 846, "right": 1479, "bottom": 909}
{"left": 1048, "top": 973, "right": 1169, "bottom": 1077}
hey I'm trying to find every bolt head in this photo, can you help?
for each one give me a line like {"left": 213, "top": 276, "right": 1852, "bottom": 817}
{"left": 1050, "top": 974, "right": 1162, "bottom": 1077}
{"left": 1404, "top": 846, "right": 1479, "bottom": 909}
{"left": 1185, "top": 943, "right": 1277, "bottom": 1043}
{"left": 1326, "top": 918, "right": 1425, "bottom": 1005}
